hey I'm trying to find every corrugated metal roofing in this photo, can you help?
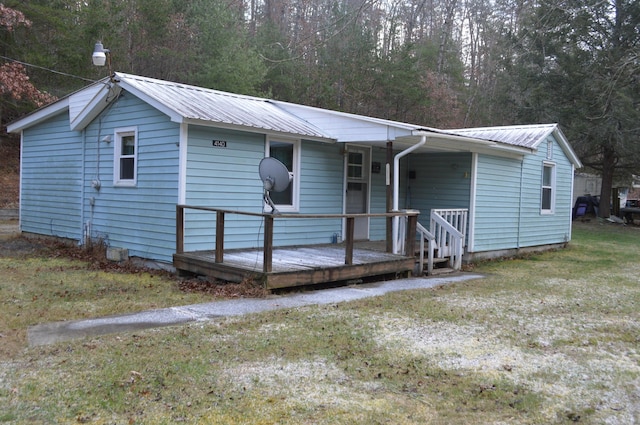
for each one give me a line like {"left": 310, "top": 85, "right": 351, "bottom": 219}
{"left": 446, "top": 124, "right": 557, "bottom": 149}
{"left": 116, "top": 73, "right": 332, "bottom": 141}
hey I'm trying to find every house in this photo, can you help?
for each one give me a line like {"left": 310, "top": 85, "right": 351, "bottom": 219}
{"left": 7, "top": 73, "right": 582, "bottom": 285}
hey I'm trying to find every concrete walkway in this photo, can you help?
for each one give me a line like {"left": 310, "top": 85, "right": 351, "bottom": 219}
{"left": 28, "top": 273, "right": 483, "bottom": 346}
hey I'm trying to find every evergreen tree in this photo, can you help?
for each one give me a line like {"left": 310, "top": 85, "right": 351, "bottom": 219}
{"left": 504, "top": 0, "right": 640, "bottom": 216}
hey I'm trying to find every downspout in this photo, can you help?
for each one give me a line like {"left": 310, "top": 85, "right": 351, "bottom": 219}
{"left": 517, "top": 158, "right": 524, "bottom": 249}
{"left": 80, "top": 129, "right": 86, "bottom": 245}
{"left": 393, "top": 134, "right": 427, "bottom": 253}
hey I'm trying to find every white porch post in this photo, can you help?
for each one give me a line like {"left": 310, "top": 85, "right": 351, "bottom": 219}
{"left": 392, "top": 134, "right": 427, "bottom": 254}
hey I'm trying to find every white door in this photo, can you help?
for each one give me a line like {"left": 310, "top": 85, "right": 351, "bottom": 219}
{"left": 345, "top": 148, "right": 370, "bottom": 240}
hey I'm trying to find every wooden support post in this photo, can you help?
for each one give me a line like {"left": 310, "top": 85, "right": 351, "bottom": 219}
{"left": 386, "top": 142, "right": 393, "bottom": 253}
{"left": 345, "top": 216, "right": 355, "bottom": 265}
{"left": 263, "top": 215, "right": 274, "bottom": 273}
{"left": 176, "top": 205, "right": 184, "bottom": 254}
{"left": 405, "top": 213, "right": 417, "bottom": 259}
{"left": 215, "top": 211, "right": 225, "bottom": 263}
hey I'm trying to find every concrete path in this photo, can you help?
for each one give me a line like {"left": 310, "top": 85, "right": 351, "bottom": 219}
{"left": 28, "top": 273, "right": 483, "bottom": 346}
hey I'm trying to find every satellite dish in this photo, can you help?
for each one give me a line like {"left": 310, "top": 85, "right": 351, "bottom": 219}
{"left": 259, "top": 157, "right": 292, "bottom": 214}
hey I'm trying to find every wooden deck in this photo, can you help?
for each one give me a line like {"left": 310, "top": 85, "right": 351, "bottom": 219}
{"left": 173, "top": 205, "right": 420, "bottom": 290}
{"left": 173, "top": 243, "right": 416, "bottom": 290}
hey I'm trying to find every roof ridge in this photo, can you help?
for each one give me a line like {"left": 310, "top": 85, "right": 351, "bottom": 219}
{"left": 115, "top": 72, "right": 270, "bottom": 103}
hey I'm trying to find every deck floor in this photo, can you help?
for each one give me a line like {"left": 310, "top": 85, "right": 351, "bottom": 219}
{"left": 173, "top": 243, "right": 416, "bottom": 289}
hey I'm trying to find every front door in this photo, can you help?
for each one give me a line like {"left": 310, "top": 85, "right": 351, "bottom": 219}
{"left": 345, "top": 148, "right": 370, "bottom": 240}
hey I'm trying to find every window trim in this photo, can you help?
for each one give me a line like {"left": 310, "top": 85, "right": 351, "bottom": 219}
{"left": 113, "top": 127, "right": 138, "bottom": 187}
{"left": 541, "top": 161, "right": 556, "bottom": 215}
{"left": 265, "top": 137, "right": 300, "bottom": 213}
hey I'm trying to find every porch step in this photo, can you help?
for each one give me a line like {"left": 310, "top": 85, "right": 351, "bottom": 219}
{"left": 428, "top": 267, "right": 455, "bottom": 276}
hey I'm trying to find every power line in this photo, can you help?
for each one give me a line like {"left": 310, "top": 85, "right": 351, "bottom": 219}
{"left": 0, "top": 55, "right": 98, "bottom": 83}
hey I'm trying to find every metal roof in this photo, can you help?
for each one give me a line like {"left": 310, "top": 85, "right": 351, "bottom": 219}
{"left": 6, "top": 73, "right": 580, "bottom": 167}
{"left": 446, "top": 124, "right": 557, "bottom": 149}
{"left": 115, "top": 73, "right": 333, "bottom": 141}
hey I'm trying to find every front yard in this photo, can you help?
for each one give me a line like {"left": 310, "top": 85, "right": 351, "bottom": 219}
{"left": 0, "top": 221, "right": 638, "bottom": 424}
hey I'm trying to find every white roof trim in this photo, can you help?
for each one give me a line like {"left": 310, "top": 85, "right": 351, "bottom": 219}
{"left": 6, "top": 98, "right": 69, "bottom": 133}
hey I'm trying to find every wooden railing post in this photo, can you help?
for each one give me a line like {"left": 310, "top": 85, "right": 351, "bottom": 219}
{"left": 345, "top": 216, "right": 355, "bottom": 265}
{"left": 263, "top": 215, "right": 274, "bottom": 273}
{"left": 176, "top": 205, "right": 184, "bottom": 254}
{"left": 405, "top": 212, "right": 417, "bottom": 258}
{"left": 215, "top": 211, "right": 225, "bottom": 263}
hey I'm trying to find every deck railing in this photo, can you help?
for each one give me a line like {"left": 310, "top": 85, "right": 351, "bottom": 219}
{"left": 176, "top": 205, "right": 419, "bottom": 274}
{"left": 430, "top": 208, "right": 468, "bottom": 270}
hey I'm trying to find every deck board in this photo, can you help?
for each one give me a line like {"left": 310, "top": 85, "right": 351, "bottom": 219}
{"left": 173, "top": 243, "right": 416, "bottom": 289}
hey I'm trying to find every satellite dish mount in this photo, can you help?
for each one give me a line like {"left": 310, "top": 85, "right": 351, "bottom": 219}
{"left": 259, "top": 157, "right": 292, "bottom": 214}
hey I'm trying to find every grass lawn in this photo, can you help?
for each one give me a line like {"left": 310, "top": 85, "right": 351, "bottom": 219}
{"left": 1, "top": 220, "right": 639, "bottom": 424}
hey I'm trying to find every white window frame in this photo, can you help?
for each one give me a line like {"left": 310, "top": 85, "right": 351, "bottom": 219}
{"left": 541, "top": 161, "right": 556, "bottom": 214}
{"left": 113, "top": 127, "right": 138, "bottom": 187}
{"left": 265, "top": 137, "right": 300, "bottom": 213}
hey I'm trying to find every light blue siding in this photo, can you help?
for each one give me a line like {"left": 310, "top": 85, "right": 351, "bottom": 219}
{"left": 20, "top": 111, "right": 83, "bottom": 240}
{"left": 367, "top": 151, "right": 473, "bottom": 242}
{"left": 517, "top": 137, "right": 573, "bottom": 246}
{"left": 408, "top": 152, "right": 472, "bottom": 226}
{"left": 184, "top": 127, "right": 344, "bottom": 251}
{"left": 472, "top": 155, "right": 522, "bottom": 251}
{"left": 472, "top": 135, "right": 574, "bottom": 253}
{"left": 83, "top": 91, "right": 180, "bottom": 261}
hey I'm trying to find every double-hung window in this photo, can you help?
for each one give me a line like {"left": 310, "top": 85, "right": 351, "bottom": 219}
{"left": 265, "top": 138, "right": 300, "bottom": 212}
{"left": 541, "top": 162, "right": 555, "bottom": 214}
{"left": 114, "top": 127, "right": 138, "bottom": 187}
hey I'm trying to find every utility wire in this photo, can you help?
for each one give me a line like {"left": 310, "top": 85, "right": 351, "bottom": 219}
{"left": 0, "top": 54, "right": 98, "bottom": 83}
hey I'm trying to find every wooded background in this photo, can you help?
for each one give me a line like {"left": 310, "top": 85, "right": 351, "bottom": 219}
{"left": 0, "top": 0, "right": 638, "bottom": 215}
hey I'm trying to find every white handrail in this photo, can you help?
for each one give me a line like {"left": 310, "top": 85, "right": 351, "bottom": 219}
{"left": 401, "top": 208, "right": 468, "bottom": 275}
{"left": 430, "top": 209, "right": 468, "bottom": 271}
{"left": 416, "top": 221, "right": 435, "bottom": 275}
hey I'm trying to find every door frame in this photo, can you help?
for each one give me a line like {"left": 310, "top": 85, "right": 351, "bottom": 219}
{"left": 343, "top": 145, "right": 372, "bottom": 241}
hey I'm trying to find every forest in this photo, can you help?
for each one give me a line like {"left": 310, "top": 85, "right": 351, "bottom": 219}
{"left": 0, "top": 0, "right": 639, "bottom": 215}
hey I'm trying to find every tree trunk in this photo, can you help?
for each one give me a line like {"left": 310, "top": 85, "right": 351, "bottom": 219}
{"left": 598, "top": 146, "right": 617, "bottom": 218}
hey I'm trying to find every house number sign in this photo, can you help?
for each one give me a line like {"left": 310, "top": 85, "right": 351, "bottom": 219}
{"left": 212, "top": 140, "right": 227, "bottom": 148}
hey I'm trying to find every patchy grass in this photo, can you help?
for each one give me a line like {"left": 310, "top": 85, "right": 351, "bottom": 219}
{"left": 0, "top": 236, "right": 266, "bottom": 359}
{"left": 1, "top": 221, "right": 639, "bottom": 424}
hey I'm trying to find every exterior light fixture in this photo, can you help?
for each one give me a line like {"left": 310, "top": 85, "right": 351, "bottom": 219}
{"left": 92, "top": 41, "right": 117, "bottom": 82}
{"left": 92, "top": 42, "right": 109, "bottom": 67}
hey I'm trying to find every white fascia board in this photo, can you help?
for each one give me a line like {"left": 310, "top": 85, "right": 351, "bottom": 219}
{"left": 69, "top": 85, "right": 123, "bottom": 131}
{"left": 552, "top": 127, "right": 583, "bottom": 168}
{"left": 7, "top": 98, "right": 69, "bottom": 133}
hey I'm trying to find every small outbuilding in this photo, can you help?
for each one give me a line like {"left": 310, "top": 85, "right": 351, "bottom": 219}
{"left": 8, "top": 73, "right": 582, "bottom": 287}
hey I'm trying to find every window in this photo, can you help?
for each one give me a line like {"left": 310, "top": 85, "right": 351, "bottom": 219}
{"left": 114, "top": 127, "right": 138, "bottom": 186}
{"left": 265, "top": 138, "right": 300, "bottom": 212}
{"left": 541, "top": 162, "right": 555, "bottom": 214}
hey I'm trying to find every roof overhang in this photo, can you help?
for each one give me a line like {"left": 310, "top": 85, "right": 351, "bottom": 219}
{"left": 182, "top": 117, "right": 336, "bottom": 143}
{"left": 6, "top": 98, "right": 69, "bottom": 133}
{"left": 369, "top": 129, "right": 533, "bottom": 159}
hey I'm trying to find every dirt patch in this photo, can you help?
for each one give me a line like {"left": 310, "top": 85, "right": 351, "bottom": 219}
{"left": 0, "top": 233, "right": 267, "bottom": 298}
{"left": 0, "top": 137, "right": 19, "bottom": 209}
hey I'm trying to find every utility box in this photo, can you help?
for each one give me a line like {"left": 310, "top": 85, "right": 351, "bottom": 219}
{"left": 106, "top": 247, "right": 129, "bottom": 262}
